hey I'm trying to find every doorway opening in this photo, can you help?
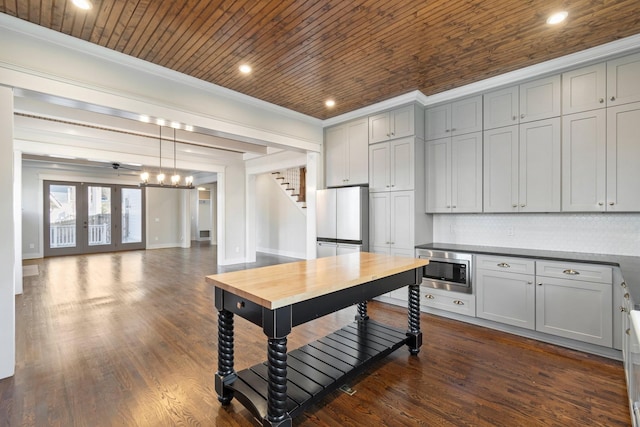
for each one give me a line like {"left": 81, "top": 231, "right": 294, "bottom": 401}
{"left": 44, "top": 180, "right": 146, "bottom": 256}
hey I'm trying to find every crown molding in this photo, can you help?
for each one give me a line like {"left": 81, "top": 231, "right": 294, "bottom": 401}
{"left": 0, "top": 13, "right": 321, "bottom": 126}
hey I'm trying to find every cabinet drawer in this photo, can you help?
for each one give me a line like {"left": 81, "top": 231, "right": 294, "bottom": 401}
{"left": 476, "top": 255, "right": 535, "bottom": 274}
{"left": 421, "top": 286, "right": 476, "bottom": 317}
{"left": 536, "top": 261, "right": 612, "bottom": 284}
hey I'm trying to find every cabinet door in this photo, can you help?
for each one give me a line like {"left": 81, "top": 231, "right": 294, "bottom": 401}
{"left": 390, "top": 138, "right": 414, "bottom": 191}
{"left": 536, "top": 277, "right": 613, "bottom": 347}
{"left": 451, "top": 96, "right": 483, "bottom": 136}
{"left": 346, "top": 119, "right": 369, "bottom": 185}
{"left": 476, "top": 269, "right": 535, "bottom": 330}
{"left": 426, "top": 138, "right": 451, "bottom": 213}
{"left": 369, "top": 192, "right": 390, "bottom": 251}
{"left": 519, "top": 75, "right": 561, "bottom": 123}
{"left": 519, "top": 118, "right": 561, "bottom": 212}
{"left": 451, "top": 132, "right": 482, "bottom": 212}
{"left": 425, "top": 104, "right": 451, "bottom": 140}
{"left": 607, "top": 52, "right": 640, "bottom": 107}
{"left": 369, "top": 112, "right": 390, "bottom": 144}
{"left": 389, "top": 191, "right": 414, "bottom": 251}
{"left": 325, "top": 125, "right": 347, "bottom": 187}
{"left": 391, "top": 105, "right": 415, "bottom": 140}
{"left": 562, "top": 63, "right": 606, "bottom": 114}
{"left": 368, "top": 142, "right": 390, "bottom": 192}
{"left": 607, "top": 102, "right": 640, "bottom": 211}
{"left": 483, "top": 86, "right": 518, "bottom": 130}
{"left": 561, "top": 110, "right": 607, "bottom": 212}
{"left": 483, "top": 126, "right": 519, "bottom": 212}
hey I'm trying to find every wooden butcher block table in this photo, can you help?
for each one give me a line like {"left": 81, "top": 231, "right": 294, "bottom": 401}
{"left": 205, "top": 252, "right": 428, "bottom": 427}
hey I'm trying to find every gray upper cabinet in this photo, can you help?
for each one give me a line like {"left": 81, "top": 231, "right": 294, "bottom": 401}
{"left": 324, "top": 118, "right": 368, "bottom": 187}
{"left": 369, "top": 105, "right": 422, "bottom": 144}
{"left": 562, "top": 63, "right": 607, "bottom": 114}
{"left": 484, "top": 75, "right": 561, "bottom": 130}
{"left": 607, "top": 52, "right": 640, "bottom": 107}
{"left": 606, "top": 101, "right": 640, "bottom": 212}
{"left": 425, "top": 96, "right": 482, "bottom": 140}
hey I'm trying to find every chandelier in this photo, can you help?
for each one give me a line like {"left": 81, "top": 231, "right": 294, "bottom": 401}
{"left": 140, "top": 126, "right": 194, "bottom": 189}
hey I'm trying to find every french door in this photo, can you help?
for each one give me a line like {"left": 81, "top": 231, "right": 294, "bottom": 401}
{"left": 44, "top": 181, "right": 146, "bottom": 256}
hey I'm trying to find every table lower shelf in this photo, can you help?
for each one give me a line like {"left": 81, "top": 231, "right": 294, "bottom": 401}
{"left": 227, "top": 319, "right": 409, "bottom": 423}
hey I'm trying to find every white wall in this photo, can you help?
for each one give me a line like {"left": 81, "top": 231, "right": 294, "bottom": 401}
{"left": 433, "top": 213, "right": 640, "bottom": 256}
{"left": 1, "top": 86, "right": 16, "bottom": 379}
{"left": 255, "top": 173, "right": 307, "bottom": 259}
{"left": 146, "top": 188, "right": 184, "bottom": 249}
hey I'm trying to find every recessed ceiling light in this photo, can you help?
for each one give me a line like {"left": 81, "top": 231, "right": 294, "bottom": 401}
{"left": 546, "top": 11, "right": 568, "bottom": 25}
{"left": 72, "top": 0, "right": 93, "bottom": 10}
{"left": 325, "top": 99, "right": 336, "bottom": 108}
{"left": 239, "top": 64, "right": 252, "bottom": 74}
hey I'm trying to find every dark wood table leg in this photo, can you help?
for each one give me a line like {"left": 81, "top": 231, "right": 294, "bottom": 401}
{"left": 406, "top": 283, "right": 422, "bottom": 355}
{"left": 215, "top": 308, "right": 236, "bottom": 404}
{"left": 355, "top": 301, "right": 369, "bottom": 321}
{"left": 263, "top": 306, "right": 292, "bottom": 427}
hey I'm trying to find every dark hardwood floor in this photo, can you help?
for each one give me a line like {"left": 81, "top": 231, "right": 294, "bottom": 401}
{"left": 1, "top": 245, "right": 630, "bottom": 426}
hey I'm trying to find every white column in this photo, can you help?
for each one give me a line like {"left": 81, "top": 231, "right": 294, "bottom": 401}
{"left": 305, "top": 152, "right": 319, "bottom": 260}
{"left": 180, "top": 190, "right": 191, "bottom": 249}
{"left": 13, "top": 150, "right": 22, "bottom": 295}
{"left": 0, "top": 86, "right": 16, "bottom": 379}
{"left": 245, "top": 173, "right": 256, "bottom": 263}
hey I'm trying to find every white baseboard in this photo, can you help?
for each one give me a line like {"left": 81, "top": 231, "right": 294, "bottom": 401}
{"left": 257, "top": 246, "right": 306, "bottom": 260}
{"left": 22, "top": 252, "right": 42, "bottom": 260}
{"left": 146, "top": 243, "right": 182, "bottom": 250}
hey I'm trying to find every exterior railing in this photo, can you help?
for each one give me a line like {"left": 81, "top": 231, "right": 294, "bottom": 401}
{"left": 50, "top": 223, "right": 110, "bottom": 248}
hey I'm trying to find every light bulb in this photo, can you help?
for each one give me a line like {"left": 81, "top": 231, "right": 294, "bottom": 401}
{"left": 157, "top": 173, "right": 165, "bottom": 184}
{"left": 185, "top": 176, "right": 194, "bottom": 186}
{"left": 171, "top": 174, "right": 181, "bottom": 185}
{"left": 140, "top": 172, "right": 149, "bottom": 183}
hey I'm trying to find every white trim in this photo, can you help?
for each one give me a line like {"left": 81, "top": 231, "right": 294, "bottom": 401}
{"left": 323, "top": 91, "right": 426, "bottom": 127}
{"left": 0, "top": 14, "right": 321, "bottom": 127}
{"left": 216, "top": 171, "right": 226, "bottom": 265}
{"left": 22, "top": 252, "right": 41, "bottom": 260}
{"left": 256, "top": 246, "right": 306, "bottom": 260}
{"left": 146, "top": 243, "right": 183, "bottom": 250}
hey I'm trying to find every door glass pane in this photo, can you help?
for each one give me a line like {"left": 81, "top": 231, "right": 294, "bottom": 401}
{"left": 87, "top": 186, "right": 112, "bottom": 246}
{"left": 121, "top": 188, "right": 142, "bottom": 244}
{"left": 49, "top": 184, "right": 77, "bottom": 249}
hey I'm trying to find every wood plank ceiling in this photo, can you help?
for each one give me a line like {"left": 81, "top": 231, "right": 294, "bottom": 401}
{"left": 2, "top": 0, "right": 640, "bottom": 120}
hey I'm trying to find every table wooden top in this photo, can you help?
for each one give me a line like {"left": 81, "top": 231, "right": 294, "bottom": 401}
{"left": 205, "top": 252, "right": 428, "bottom": 310}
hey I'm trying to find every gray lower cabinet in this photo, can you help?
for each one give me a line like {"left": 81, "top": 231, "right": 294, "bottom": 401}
{"left": 536, "top": 261, "right": 613, "bottom": 347}
{"left": 476, "top": 256, "right": 535, "bottom": 329}
{"left": 476, "top": 255, "right": 614, "bottom": 347}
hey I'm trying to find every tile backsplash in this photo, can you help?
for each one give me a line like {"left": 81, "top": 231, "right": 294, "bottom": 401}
{"left": 433, "top": 213, "right": 640, "bottom": 256}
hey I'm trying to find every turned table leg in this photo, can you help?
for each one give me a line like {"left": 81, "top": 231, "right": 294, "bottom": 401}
{"left": 215, "top": 309, "right": 236, "bottom": 404}
{"left": 407, "top": 283, "right": 422, "bottom": 355}
{"left": 355, "top": 301, "right": 369, "bottom": 322}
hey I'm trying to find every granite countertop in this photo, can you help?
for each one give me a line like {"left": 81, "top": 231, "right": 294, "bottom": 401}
{"left": 415, "top": 242, "right": 640, "bottom": 304}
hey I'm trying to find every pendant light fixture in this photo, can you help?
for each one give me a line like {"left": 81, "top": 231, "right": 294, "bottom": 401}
{"left": 140, "top": 125, "right": 194, "bottom": 189}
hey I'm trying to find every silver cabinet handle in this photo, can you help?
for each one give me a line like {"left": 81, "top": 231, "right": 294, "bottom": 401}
{"left": 610, "top": 96, "right": 616, "bottom": 101}
{"left": 620, "top": 306, "right": 628, "bottom": 313}
{"left": 512, "top": 204, "right": 517, "bottom": 208}
{"left": 609, "top": 202, "right": 615, "bottom": 206}
{"left": 452, "top": 205, "right": 457, "bottom": 208}
{"left": 453, "top": 300, "right": 465, "bottom": 305}
{"left": 598, "top": 202, "right": 604, "bottom": 206}
{"left": 599, "top": 98, "right": 604, "bottom": 103}
{"left": 497, "top": 262, "right": 510, "bottom": 268}
{"left": 451, "top": 128, "right": 456, "bottom": 131}
{"left": 538, "top": 283, "right": 543, "bottom": 286}
{"left": 512, "top": 115, "right": 517, "bottom": 121}
{"left": 622, "top": 281, "right": 628, "bottom": 289}
{"left": 626, "top": 328, "right": 631, "bottom": 336}
{"left": 562, "top": 269, "right": 580, "bottom": 275}
{"left": 426, "top": 294, "right": 435, "bottom": 299}
{"left": 391, "top": 132, "right": 395, "bottom": 136}
{"left": 527, "top": 281, "right": 533, "bottom": 285}
{"left": 520, "top": 114, "right": 525, "bottom": 119}
{"left": 625, "top": 293, "right": 630, "bottom": 300}
{"left": 520, "top": 204, "right": 526, "bottom": 207}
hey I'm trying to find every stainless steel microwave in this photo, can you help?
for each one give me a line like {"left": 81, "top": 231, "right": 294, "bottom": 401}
{"left": 415, "top": 249, "right": 472, "bottom": 294}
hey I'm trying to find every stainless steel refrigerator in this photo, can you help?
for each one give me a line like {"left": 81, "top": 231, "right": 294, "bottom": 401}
{"left": 316, "top": 186, "right": 369, "bottom": 257}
